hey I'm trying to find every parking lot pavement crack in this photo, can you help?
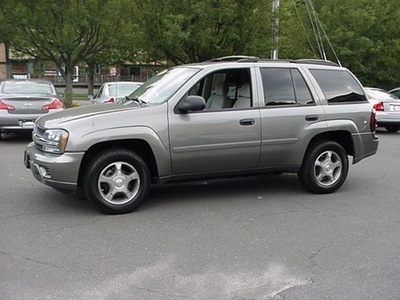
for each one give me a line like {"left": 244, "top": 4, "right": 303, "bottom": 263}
{"left": 163, "top": 216, "right": 209, "bottom": 227}
{"left": 0, "top": 210, "right": 67, "bottom": 220}
{"left": 262, "top": 276, "right": 312, "bottom": 300}
{"left": 131, "top": 286, "right": 187, "bottom": 298}
{"left": 293, "top": 201, "right": 323, "bottom": 214}
{"left": 305, "top": 247, "right": 324, "bottom": 284}
{"left": 0, "top": 250, "right": 91, "bottom": 277}
{"left": 263, "top": 248, "right": 323, "bottom": 299}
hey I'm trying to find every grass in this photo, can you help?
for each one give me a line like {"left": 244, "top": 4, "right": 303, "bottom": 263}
{"left": 72, "top": 93, "right": 88, "bottom": 100}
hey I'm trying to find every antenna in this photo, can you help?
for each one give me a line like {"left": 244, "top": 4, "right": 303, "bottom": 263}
{"left": 304, "top": 0, "right": 341, "bottom": 66}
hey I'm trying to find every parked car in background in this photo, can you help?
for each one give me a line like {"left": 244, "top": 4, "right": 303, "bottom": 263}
{"left": 389, "top": 87, "right": 400, "bottom": 98}
{"left": 90, "top": 81, "right": 143, "bottom": 104}
{"left": 365, "top": 87, "right": 400, "bottom": 132}
{"left": 0, "top": 79, "right": 64, "bottom": 140}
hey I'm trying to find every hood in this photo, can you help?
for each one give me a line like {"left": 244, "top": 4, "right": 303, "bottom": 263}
{"left": 35, "top": 103, "right": 138, "bottom": 128}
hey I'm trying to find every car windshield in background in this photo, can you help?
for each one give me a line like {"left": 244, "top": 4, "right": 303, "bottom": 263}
{"left": 127, "top": 67, "right": 200, "bottom": 105}
{"left": 109, "top": 84, "right": 141, "bottom": 96}
{"left": 1, "top": 81, "right": 54, "bottom": 95}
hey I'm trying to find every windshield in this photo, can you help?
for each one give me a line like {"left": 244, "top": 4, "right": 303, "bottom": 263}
{"left": 109, "top": 83, "right": 142, "bottom": 96}
{"left": 127, "top": 67, "right": 200, "bottom": 104}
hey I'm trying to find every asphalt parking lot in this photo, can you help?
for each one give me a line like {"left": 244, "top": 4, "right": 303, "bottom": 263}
{"left": 0, "top": 130, "right": 399, "bottom": 299}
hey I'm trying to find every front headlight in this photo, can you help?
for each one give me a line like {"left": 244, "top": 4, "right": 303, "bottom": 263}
{"left": 41, "top": 129, "right": 69, "bottom": 154}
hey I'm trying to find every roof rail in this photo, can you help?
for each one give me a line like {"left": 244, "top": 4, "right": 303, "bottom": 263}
{"left": 211, "top": 55, "right": 259, "bottom": 62}
{"left": 294, "top": 59, "right": 339, "bottom": 66}
{"left": 209, "top": 56, "right": 339, "bottom": 66}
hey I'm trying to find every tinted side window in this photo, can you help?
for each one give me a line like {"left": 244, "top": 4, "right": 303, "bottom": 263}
{"left": 310, "top": 69, "right": 367, "bottom": 103}
{"left": 292, "top": 69, "right": 314, "bottom": 105}
{"left": 260, "top": 68, "right": 314, "bottom": 106}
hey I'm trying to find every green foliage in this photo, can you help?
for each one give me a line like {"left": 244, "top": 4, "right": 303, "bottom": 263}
{"left": 0, "top": 0, "right": 134, "bottom": 107}
{"left": 1, "top": 0, "right": 399, "bottom": 90}
{"left": 312, "top": 0, "right": 400, "bottom": 89}
{"left": 134, "top": 0, "right": 272, "bottom": 64}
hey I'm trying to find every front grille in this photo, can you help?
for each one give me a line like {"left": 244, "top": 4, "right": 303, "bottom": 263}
{"left": 33, "top": 125, "right": 46, "bottom": 151}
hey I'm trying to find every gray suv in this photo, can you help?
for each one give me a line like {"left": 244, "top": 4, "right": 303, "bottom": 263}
{"left": 24, "top": 57, "right": 379, "bottom": 214}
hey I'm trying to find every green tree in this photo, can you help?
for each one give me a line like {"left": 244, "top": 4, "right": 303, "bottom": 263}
{"left": 134, "top": 0, "right": 272, "bottom": 64}
{"left": 313, "top": 0, "right": 400, "bottom": 89}
{"left": 0, "top": 0, "right": 132, "bottom": 107}
{"left": 277, "top": 0, "right": 318, "bottom": 59}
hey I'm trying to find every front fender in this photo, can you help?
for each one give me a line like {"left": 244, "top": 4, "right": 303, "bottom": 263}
{"left": 69, "top": 125, "right": 171, "bottom": 177}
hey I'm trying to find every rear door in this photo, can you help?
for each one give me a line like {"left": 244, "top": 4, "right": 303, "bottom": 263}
{"left": 257, "top": 66, "right": 326, "bottom": 168}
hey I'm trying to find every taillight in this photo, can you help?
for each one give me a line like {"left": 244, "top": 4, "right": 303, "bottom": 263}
{"left": 370, "top": 109, "right": 377, "bottom": 132}
{"left": 42, "top": 99, "right": 64, "bottom": 110}
{"left": 0, "top": 100, "right": 15, "bottom": 110}
{"left": 373, "top": 101, "right": 384, "bottom": 111}
{"left": 106, "top": 98, "right": 115, "bottom": 103}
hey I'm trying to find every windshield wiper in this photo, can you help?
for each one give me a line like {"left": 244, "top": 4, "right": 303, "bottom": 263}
{"left": 124, "top": 95, "right": 147, "bottom": 106}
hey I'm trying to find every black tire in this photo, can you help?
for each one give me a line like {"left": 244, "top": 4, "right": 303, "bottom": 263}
{"left": 298, "top": 141, "right": 349, "bottom": 194}
{"left": 385, "top": 125, "right": 400, "bottom": 133}
{"left": 83, "top": 148, "right": 150, "bottom": 214}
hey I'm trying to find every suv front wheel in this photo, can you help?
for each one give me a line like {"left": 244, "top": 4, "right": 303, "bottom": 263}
{"left": 83, "top": 148, "right": 151, "bottom": 214}
{"left": 298, "top": 141, "right": 349, "bottom": 194}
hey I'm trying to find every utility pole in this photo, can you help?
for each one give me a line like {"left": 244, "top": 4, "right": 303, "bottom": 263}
{"left": 271, "top": 0, "right": 280, "bottom": 59}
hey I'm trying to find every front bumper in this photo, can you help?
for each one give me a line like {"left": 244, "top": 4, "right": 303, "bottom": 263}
{"left": 24, "top": 142, "right": 85, "bottom": 192}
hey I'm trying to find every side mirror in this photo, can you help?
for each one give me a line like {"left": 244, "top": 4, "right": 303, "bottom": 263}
{"left": 176, "top": 95, "right": 206, "bottom": 113}
{"left": 58, "top": 92, "right": 64, "bottom": 98}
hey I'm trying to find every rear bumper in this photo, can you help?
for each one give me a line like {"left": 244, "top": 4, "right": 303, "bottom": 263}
{"left": 376, "top": 112, "right": 400, "bottom": 125}
{"left": 352, "top": 132, "right": 379, "bottom": 164}
{"left": 24, "top": 142, "right": 84, "bottom": 192}
{"left": 0, "top": 109, "right": 63, "bottom": 131}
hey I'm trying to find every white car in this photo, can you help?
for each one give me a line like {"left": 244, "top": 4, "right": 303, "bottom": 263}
{"left": 90, "top": 81, "right": 142, "bottom": 104}
{"left": 365, "top": 87, "right": 400, "bottom": 132}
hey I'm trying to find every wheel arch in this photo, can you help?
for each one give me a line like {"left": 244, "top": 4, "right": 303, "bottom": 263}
{"left": 77, "top": 139, "right": 159, "bottom": 187}
{"left": 305, "top": 130, "right": 354, "bottom": 158}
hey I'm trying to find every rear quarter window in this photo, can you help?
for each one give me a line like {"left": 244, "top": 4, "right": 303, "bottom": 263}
{"left": 310, "top": 69, "right": 367, "bottom": 103}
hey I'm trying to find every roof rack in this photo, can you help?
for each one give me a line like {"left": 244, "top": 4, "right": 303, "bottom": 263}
{"left": 211, "top": 55, "right": 259, "bottom": 62}
{"left": 294, "top": 59, "right": 339, "bottom": 66}
{"left": 209, "top": 56, "right": 340, "bottom": 66}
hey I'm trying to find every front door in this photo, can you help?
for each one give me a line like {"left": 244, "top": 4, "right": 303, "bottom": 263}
{"left": 168, "top": 68, "right": 261, "bottom": 175}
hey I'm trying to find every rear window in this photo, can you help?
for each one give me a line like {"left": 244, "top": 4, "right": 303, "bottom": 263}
{"left": 310, "top": 69, "right": 367, "bottom": 103}
{"left": 366, "top": 89, "right": 399, "bottom": 100}
{"left": 1, "top": 81, "right": 54, "bottom": 95}
{"left": 260, "top": 67, "right": 314, "bottom": 106}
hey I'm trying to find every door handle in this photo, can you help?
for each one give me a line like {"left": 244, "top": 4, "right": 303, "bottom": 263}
{"left": 305, "top": 115, "right": 319, "bottom": 121}
{"left": 240, "top": 118, "right": 255, "bottom": 126}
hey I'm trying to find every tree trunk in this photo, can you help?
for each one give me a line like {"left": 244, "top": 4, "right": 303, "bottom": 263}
{"left": 63, "top": 65, "right": 75, "bottom": 108}
{"left": 87, "top": 61, "right": 95, "bottom": 96}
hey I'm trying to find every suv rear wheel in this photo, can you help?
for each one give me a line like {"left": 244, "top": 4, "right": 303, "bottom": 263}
{"left": 298, "top": 141, "right": 349, "bottom": 194}
{"left": 83, "top": 149, "right": 150, "bottom": 214}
